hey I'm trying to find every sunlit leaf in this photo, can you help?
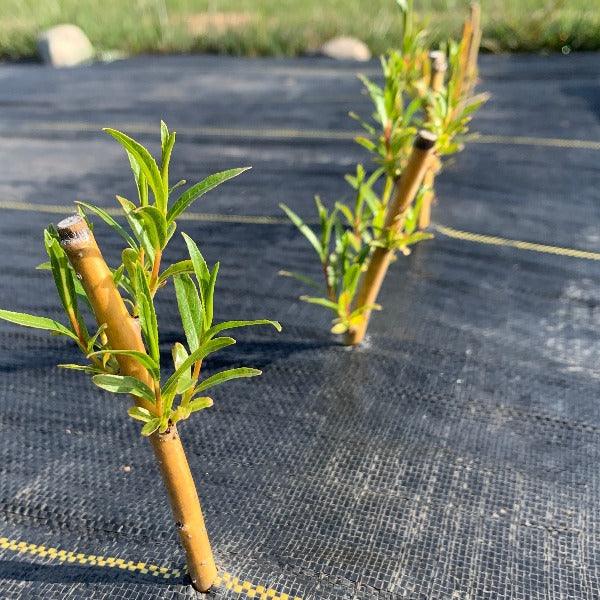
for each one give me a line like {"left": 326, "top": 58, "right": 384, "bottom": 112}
{"left": 0, "top": 309, "right": 78, "bottom": 341}
{"left": 167, "top": 167, "right": 251, "bottom": 223}
{"left": 92, "top": 374, "right": 156, "bottom": 403}
{"left": 104, "top": 128, "right": 166, "bottom": 211}
{"left": 195, "top": 367, "right": 262, "bottom": 393}
{"left": 173, "top": 274, "right": 202, "bottom": 351}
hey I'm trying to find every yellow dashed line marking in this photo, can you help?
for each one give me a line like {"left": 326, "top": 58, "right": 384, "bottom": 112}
{"left": 433, "top": 224, "right": 600, "bottom": 261}
{"left": 472, "top": 134, "right": 600, "bottom": 151}
{"left": 0, "top": 536, "right": 302, "bottom": 599}
{"left": 0, "top": 200, "right": 597, "bottom": 263}
{"left": 5, "top": 121, "right": 600, "bottom": 150}
{"left": 0, "top": 199, "right": 288, "bottom": 225}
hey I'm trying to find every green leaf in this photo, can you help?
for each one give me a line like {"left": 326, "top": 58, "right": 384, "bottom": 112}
{"left": 104, "top": 128, "right": 166, "bottom": 211}
{"left": 57, "top": 363, "right": 104, "bottom": 374}
{"left": 170, "top": 343, "right": 194, "bottom": 396}
{"left": 278, "top": 270, "right": 321, "bottom": 291}
{"left": 170, "top": 179, "right": 187, "bottom": 194}
{"left": 161, "top": 337, "right": 235, "bottom": 399}
{"left": 76, "top": 201, "right": 138, "bottom": 250}
{"left": 173, "top": 274, "right": 203, "bottom": 352}
{"left": 195, "top": 367, "right": 262, "bottom": 393}
{"left": 132, "top": 205, "right": 168, "bottom": 250}
{"left": 92, "top": 374, "right": 156, "bottom": 403}
{"left": 141, "top": 418, "right": 161, "bottom": 436}
{"left": 86, "top": 323, "right": 108, "bottom": 353}
{"left": 88, "top": 349, "right": 160, "bottom": 381}
{"left": 125, "top": 149, "right": 148, "bottom": 206}
{"left": 330, "top": 322, "right": 348, "bottom": 335}
{"left": 116, "top": 196, "right": 155, "bottom": 262}
{"left": 280, "top": 203, "right": 324, "bottom": 261}
{"left": 128, "top": 406, "right": 154, "bottom": 423}
{"left": 181, "top": 233, "right": 210, "bottom": 302}
{"left": 160, "top": 120, "right": 169, "bottom": 149}
{"left": 343, "top": 264, "right": 362, "bottom": 298}
{"left": 203, "top": 319, "right": 281, "bottom": 341}
{"left": 188, "top": 396, "right": 214, "bottom": 413}
{"left": 158, "top": 260, "right": 194, "bottom": 286}
{"left": 171, "top": 342, "right": 189, "bottom": 371}
{"left": 134, "top": 266, "right": 160, "bottom": 365}
{"left": 204, "top": 262, "right": 219, "bottom": 330}
{"left": 161, "top": 129, "right": 176, "bottom": 192}
{"left": 44, "top": 230, "right": 87, "bottom": 340}
{"left": 299, "top": 296, "right": 339, "bottom": 311}
{"left": 167, "top": 167, "right": 251, "bottom": 223}
{"left": 0, "top": 309, "right": 78, "bottom": 341}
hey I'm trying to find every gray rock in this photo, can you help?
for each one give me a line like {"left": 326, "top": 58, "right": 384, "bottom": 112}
{"left": 37, "top": 24, "right": 94, "bottom": 67}
{"left": 320, "top": 36, "right": 371, "bottom": 62}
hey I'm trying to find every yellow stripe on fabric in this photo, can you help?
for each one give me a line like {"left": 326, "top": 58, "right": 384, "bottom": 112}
{"left": 433, "top": 224, "right": 600, "bottom": 261}
{"left": 0, "top": 535, "right": 302, "bottom": 599}
{"left": 0, "top": 199, "right": 598, "bottom": 263}
{"left": 5, "top": 121, "right": 600, "bottom": 150}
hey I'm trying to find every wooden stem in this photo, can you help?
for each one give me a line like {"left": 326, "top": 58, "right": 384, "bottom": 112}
{"left": 57, "top": 215, "right": 218, "bottom": 592}
{"left": 466, "top": 2, "right": 482, "bottom": 94}
{"left": 420, "top": 49, "right": 447, "bottom": 230}
{"left": 344, "top": 131, "right": 437, "bottom": 346}
{"left": 418, "top": 166, "right": 436, "bottom": 230}
{"left": 428, "top": 50, "right": 447, "bottom": 96}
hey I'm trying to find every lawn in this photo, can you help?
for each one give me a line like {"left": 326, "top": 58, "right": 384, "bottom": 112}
{"left": 0, "top": 0, "right": 597, "bottom": 60}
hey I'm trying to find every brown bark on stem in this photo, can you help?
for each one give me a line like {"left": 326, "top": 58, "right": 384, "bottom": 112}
{"left": 465, "top": 2, "right": 482, "bottom": 95}
{"left": 420, "top": 51, "right": 447, "bottom": 230}
{"left": 344, "top": 131, "right": 437, "bottom": 346}
{"left": 57, "top": 215, "right": 218, "bottom": 592}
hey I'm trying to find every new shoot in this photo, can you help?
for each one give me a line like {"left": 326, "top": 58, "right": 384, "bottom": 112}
{"left": 281, "top": 0, "right": 487, "bottom": 344}
{"left": 0, "top": 122, "right": 280, "bottom": 591}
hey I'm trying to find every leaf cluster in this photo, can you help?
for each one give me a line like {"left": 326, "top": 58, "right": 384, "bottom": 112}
{"left": 0, "top": 123, "right": 280, "bottom": 435}
{"left": 281, "top": 1, "right": 485, "bottom": 334}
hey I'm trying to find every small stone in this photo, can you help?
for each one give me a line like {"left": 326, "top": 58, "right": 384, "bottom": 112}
{"left": 120, "top": 465, "right": 131, "bottom": 473}
{"left": 37, "top": 24, "right": 94, "bottom": 68}
{"left": 320, "top": 36, "right": 371, "bottom": 62}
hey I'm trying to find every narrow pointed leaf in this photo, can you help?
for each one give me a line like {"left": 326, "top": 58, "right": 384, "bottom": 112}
{"left": 195, "top": 367, "right": 262, "bottom": 393}
{"left": 116, "top": 196, "right": 155, "bottom": 262}
{"left": 128, "top": 406, "right": 154, "bottom": 423}
{"left": 161, "top": 131, "right": 176, "bottom": 191}
{"left": 203, "top": 319, "right": 281, "bottom": 341}
{"left": 300, "top": 296, "right": 339, "bottom": 311}
{"left": 141, "top": 418, "right": 161, "bottom": 436}
{"left": 76, "top": 201, "right": 138, "bottom": 249}
{"left": 133, "top": 205, "right": 167, "bottom": 250}
{"left": 188, "top": 396, "right": 214, "bottom": 413}
{"left": 134, "top": 266, "right": 160, "bottom": 365}
{"left": 158, "top": 260, "right": 194, "bottom": 285}
{"left": 58, "top": 363, "right": 104, "bottom": 374}
{"left": 88, "top": 349, "right": 160, "bottom": 381}
{"left": 173, "top": 274, "right": 202, "bottom": 351}
{"left": 278, "top": 270, "right": 321, "bottom": 291}
{"left": 167, "top": 167, "right": 251, "bottom": 223}
{"left": 280, "top": 203, "right": 324, "bottom": 261}
{"left": 44, "top": 231, "right": 87, "bottom": 339}
{"left": 171, "top": 342, "right": 189, "bottom": 371}
{"left": 92, "top": 374, "right": 156, "bottom": 403}
{"left": 204, "top": 262, "right": 219, "bottom": 330}
{"left": 126, "top": 149, "right": 148, "bottom": 206}
{"left": 181, "top": 232, "right": 210, "bottom": 290}
{"left": 0, "top": 309, "right": 78, "bottom": 341}
{"left": 161, "top": 337, "right": 235, "bottom": 399}
{"left": 104, "top": 128, "right": 166, "bottom": 211}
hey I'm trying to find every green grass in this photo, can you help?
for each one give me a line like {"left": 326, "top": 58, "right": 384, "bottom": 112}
{"left": 0, "top": 0, "right": 597, "bottom": 60}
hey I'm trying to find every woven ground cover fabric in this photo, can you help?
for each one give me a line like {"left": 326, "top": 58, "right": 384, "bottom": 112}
{"left": 0, "top": 53, "right": 598, "bottom": 599}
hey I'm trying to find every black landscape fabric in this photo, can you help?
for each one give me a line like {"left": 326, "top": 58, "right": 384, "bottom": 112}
{"left": 0, "top": 53, "right": 599, "bottom": 599}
